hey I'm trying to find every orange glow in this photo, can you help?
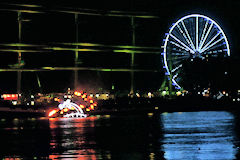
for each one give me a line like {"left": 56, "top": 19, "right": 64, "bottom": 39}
{"left": 71, "top": 106, "right": 75, "bottom": 110}
{"left": 74, "top": 91, "right": 82, "bottom": 96}
{"left": 86, "top": 108, "right": 90, "bottom": 111}
{"left": 93, "top": 103, "right": 97, "bottom": 106}
{"left": 60, "top": 111, "right": 63, "bottom": 114}
{"left": 80, "top": 104, "right": 85, "bottom": 108}
{"left": 90, "top": 104, "right": 94, "bottom": 110}
{"left": 82, "top": 94, "right": 86, "bottom": 98}
{"left": 48, "top": 109, "right": 58, "bottom": 117}
{"left": 2, "top": 94, "right": 18, "bottom": 100}
{"left": 63, "top": 108, "right": 69, "bottom": 112}
{"left": 84, "top": 98, "right": 88, "bottom": 101}
{"left": 90, "top": 100, "right": 93, "bottom": 103}
{"left": 54, "top": 98, "right": 60, "bottom": 102}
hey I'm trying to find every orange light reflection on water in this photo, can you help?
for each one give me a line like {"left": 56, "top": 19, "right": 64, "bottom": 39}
{"left": 49, "top": 116, "right": 98, "bottom": 159}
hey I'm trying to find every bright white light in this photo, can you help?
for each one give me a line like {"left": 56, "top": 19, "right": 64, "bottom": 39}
{"left": 96, "top": 94, "right": 99, "bottom": 98}
{"left": 12, "top": 101, "right": 17, "bottom": 105}
{"left": 148, "top": 92, "right": 152, "bottom": 98}
{"left": 162, "top": 91, "right": 167, "bottom": 96}
{"left": 58, "top": 99, "right": 87, "bottom": 118}
{"left": 136, "top": 93, "right": 140, "bottom": 97}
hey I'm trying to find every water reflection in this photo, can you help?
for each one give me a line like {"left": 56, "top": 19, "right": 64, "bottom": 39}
{"left": 0, "top": 111, "right": 239, "bottom": 159}
{"left": 0, "top": 117, "right": 50, "bottom": 159}
{"left": 161, "top": 111, "right": 237, "bottom": 160}
{"left": 49, "top": 117, "right": 98, "bottom": 159}
{"left": 48, "top": 115, "right": 160, "bottom": 159}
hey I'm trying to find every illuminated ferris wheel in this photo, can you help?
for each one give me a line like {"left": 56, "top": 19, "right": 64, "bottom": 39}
{"left": 162, "top": 14, "right": 230, "bottom": 89}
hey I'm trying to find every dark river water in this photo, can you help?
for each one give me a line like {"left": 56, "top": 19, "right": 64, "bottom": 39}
{"left": 1, "top": 111, "right": 240, "bottom": 159}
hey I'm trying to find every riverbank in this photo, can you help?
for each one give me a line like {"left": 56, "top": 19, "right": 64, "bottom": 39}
{"left": 0, "top": 96, "right": 239, "bottom": 118}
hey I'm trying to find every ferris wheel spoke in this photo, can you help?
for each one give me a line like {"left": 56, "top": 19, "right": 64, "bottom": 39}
{"left": 172, "top": 61, "right": 181, "bottom": 65}
{"left": 199, "top": 22, "right": 213, "bottom": 50}
{"left": 172, "top": 78, "right": 181, "bottom": 88}
{"left": 171, "top": 51, "right": 188, "bottom": 56}
{"left": 172, "top": 64, "right": 183, "bottom": 73}
{"left": 200, "top": 32, "right": 221, "bottom": 53}
{"left": 199, "top": 20, "right": 209, "bottom": 49}
{"left": 176, "top": 24, "right": 195, "bottom": 51}
{"left": 170, "top": 41, "right": 191, "bottom": 53}
{"left": 196, "top": 16, "right": 199, "bottom": 51}
{"left": 201, "top": 37, "right": 224, "bottom": 53}
{"left": 167, "top": 55, "right": 189, "bottom": 61}
{"left": 181, "top": 21, "right": 196, "bottom": 51}
{"left": 204, "top": 43, "right": 226, "bottom": 53}
{"left": 173, "top": 73, "right": 179, "bottom": 79}
{"left": 170, "top": 34, "right": 195, "bottom": 53}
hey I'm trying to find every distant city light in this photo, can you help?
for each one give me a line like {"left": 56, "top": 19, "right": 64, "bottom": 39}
{"left": 148, "top": 113, "right": 153, "bottom": 117}
{"left": 136, "top": 93, "right": 140, "bottom": 97}
{"left": 176, "top": 91, "right": 181, "bottom": 96}
{"left": 148, "top": 92, "right": 152, "bottom": 98}
{"left": 12, "top": 101, "right": 17, "bottom": 105}
{"left": 96, "top": 94, "right": 99, "bottom": 98}
{"left": 2, "top": 94, "right": 18, "bottom": 101}
{"left": 162, "top": 91, "right": 167, "bottom": 96}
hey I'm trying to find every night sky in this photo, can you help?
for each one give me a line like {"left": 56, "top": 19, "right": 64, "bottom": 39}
{"left": 0, "top": 0, "right": 239, "bottom": 93}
